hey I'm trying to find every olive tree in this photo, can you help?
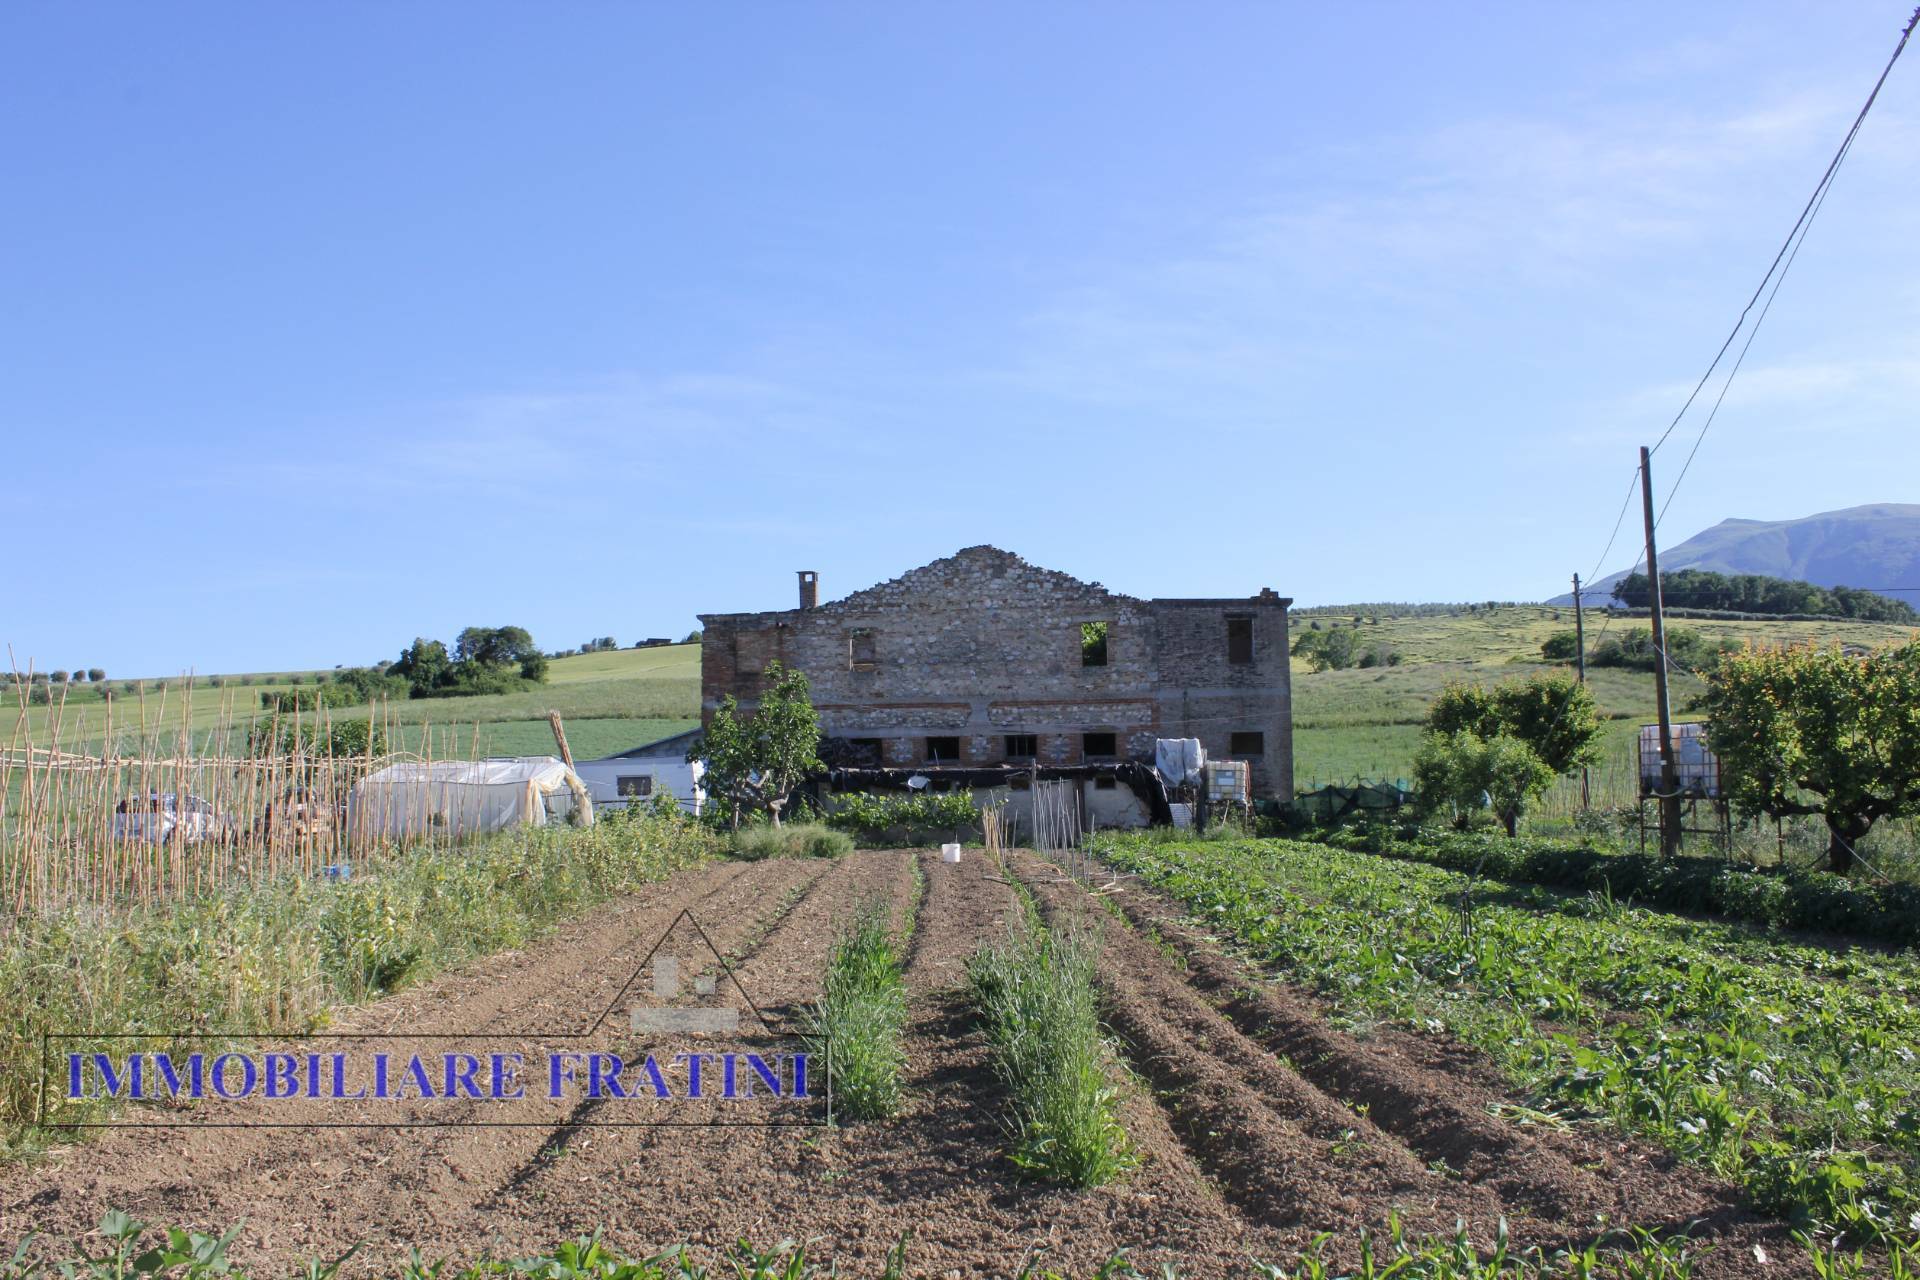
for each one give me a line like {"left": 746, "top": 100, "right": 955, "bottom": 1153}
{"left": 1700, "top": 641, "right": 1920, "bottom": 874}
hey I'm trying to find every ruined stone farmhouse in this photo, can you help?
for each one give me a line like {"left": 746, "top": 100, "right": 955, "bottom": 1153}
{"left": 698, "top": 546, "right": 1294, "bottom": 800}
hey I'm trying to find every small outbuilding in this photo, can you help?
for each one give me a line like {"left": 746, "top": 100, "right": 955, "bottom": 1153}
{"left": 348, "top": 756, "right": 593, "bottom": 841}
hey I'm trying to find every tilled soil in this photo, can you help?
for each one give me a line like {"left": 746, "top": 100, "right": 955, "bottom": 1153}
{"left": 0, "top": 850, "right": 1798, "bottom": 1278}
{"left": 1007, "top": 851, "right": 1794, "bottom": 1280}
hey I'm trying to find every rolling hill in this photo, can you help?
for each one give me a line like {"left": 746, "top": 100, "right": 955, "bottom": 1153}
{"left": 1548, "top": 502, "right": 1920, "bottom": 605}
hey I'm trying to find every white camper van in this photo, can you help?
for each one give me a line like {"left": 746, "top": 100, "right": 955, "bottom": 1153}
{"left": 572, "top": 730, "right": 706, "bottom": 816}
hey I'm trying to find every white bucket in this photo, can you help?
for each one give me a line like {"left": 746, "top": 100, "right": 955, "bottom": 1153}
{"left": 941, "top": 842, "right": 962, "bottom": 864}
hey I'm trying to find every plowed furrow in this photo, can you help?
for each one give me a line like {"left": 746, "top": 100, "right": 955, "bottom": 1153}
{"left": 1009, "top": 852, "right": 1503, "bottom": 1240}
{"left": 1095, "top": 866, "right": 1740, "bottom": 1227}
{"left": 0, "top": 859, "right": 807, "bottom": 1259}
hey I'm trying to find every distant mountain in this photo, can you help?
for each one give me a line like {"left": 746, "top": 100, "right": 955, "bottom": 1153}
{"left": 1548, "top": 503, "right": 1920, "bottom": 606}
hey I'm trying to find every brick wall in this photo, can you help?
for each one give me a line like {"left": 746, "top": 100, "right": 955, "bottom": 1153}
{"left": 698, "top": 546, "right": 1293, "bottom": 799}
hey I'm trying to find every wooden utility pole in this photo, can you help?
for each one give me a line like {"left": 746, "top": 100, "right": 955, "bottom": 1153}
{"left": 1572, "top": 573, "right": 1589, "bottom": 809}
{"left": 1638, "top": 447, "right": 1681, "bottom": 856}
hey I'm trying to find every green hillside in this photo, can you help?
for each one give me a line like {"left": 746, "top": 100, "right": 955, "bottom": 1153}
{"left": 10, "top": 644, "right": 702, "bottom": 761}
{"left": 15, "top": 608, "right": 1915, "bottom": 791}
{"left": 1290, "top": 605, "right": 1918, "bottom": 806}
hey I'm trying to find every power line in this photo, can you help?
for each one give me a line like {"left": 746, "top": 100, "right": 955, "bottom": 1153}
{"left": 1657, "top": 163, "right": 1836, "bottom": 527}
{"left": 1647, "top": 5, "right": 1920, "bottom": 461}
{"left": 1589, "top": 467, "right": 1644, "bottom": 584}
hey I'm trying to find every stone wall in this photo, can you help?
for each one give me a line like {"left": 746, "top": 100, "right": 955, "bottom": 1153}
{"left": 699, "top": 546, "right": 1294, "bottom": 798}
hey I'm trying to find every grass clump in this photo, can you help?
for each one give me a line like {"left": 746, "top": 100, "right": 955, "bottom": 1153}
{"left": 728, "top": 822, "right": 853, "bottom": 861}
{"left": 966, "top": 919, "right": 1133, "bottom": 1188}
{"left": 806, "top": 899, "right": 909, "bottom": 1120}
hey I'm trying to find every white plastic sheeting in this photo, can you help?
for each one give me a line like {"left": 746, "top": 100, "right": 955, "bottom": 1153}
{"left": 348, "top": 756, "right": 593, "bottom": 841}
{"left": 1155, "top": 738, "right": 1207, "bottom": 787}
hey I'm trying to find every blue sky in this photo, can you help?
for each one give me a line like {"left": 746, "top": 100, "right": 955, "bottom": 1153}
{"left": 6, "top": 3, "right": 1917, "bottom": 677}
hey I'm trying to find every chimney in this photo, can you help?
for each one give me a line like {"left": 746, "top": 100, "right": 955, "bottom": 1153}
{"left": 798, "top": 570, "right": 819, "bottom": 610}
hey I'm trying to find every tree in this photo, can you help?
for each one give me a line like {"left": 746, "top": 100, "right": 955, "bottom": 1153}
{"left": 1292, "top": 628, "right": 1358, "bottom": 672}
{"left": 87, "top": 668, "right": 105, "bottom": 683}
{"left": 455, "top": 626, "right": 538, "bottom": 668}
{"left": 1487, "top": 671, "right": 1604, "bottom": 777}
{"left": 50, "top": 670, "right": 68, "bottom": 686}
{"left": 1610, "top": 570, "right": 1916, "bottom": 623}
{"left": 1415, "top": 731, "right": 1556, "bottom": 837}
{"left": 1540, "top": 631, "right": 1579, "bottom": 663}
{"left": 388, "top": 638, "right": 452, "bottom": 694}
{"left": 684, "top": 630, "right": 704, "bottom": 646}
{"left": 1700, "top": 641, "right": 1920, "bottom": 873}
{"left": 690, "top": 661, "right": 823, "bottom": 830}
{"left": 1416, "top": 673, "right": 1603, "bottom": 837}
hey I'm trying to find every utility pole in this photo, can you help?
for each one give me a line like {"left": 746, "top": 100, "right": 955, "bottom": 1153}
{"left": 1572, "top": 573, "right": 1589, "bottom": 809}
{"left": 1638, "top": 447, "right": 1681, "bottom": 856}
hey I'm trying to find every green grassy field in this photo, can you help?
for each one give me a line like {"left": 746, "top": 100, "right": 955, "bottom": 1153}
{"left": 8, "top": 644, "right": 702, "bottom": 761}
{"left": 14, "top": 609, "right": 1914, "bottom": 784}
{"left": 1291, "top": 606, "right": 1918, "bottom": 793}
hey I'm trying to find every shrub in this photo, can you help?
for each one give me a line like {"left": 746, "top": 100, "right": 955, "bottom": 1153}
{"left": 728, "top": 822, "right": 852, "bottom": 862}
{"left": 827, "top": 790, "right": 978, "bottom": 845}
{"left": 1588, "top": 626, "right": 1736, "bottom": 673}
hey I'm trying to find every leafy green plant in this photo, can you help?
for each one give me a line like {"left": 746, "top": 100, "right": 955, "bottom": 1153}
{"left": 826, "top": 790, "right": 979, "bottom": 844}
{"left": 1094, "top": 830, "right": 1920, "bottom": 1245}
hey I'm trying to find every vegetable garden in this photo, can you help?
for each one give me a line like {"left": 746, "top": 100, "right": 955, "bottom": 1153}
{"left": 1096, "top": 833, "right": 1920, "bottom": 1251}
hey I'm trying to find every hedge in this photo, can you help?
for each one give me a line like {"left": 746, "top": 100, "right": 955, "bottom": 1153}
{"left": 1313, "top": 827, "right": 1920, "bottom": 948}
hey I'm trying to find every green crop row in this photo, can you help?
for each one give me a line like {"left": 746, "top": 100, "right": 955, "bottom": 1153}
{"left": 1094, "top": 833, "right": 1920, "bottom": 1249}
{"left": 967, "top": 914, "right": 1134, "bottom": 1188}
{"left": 1313, "top": 826, "right": 1920, "bottom": 947}
{"left": 806, "top": 898, "right": 909, "bottom": 1120}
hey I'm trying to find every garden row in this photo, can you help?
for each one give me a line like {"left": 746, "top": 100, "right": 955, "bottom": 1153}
{"left": 1095, "top": 833, "right": 1920, "bottom": 1249}
{"left": 1312, "top": 826, "right": 1920, "bottom": 947}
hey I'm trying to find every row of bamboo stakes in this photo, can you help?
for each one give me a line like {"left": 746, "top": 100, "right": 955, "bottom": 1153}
{"left": 1, "top": 662, "right": 494, "bottom": 917}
